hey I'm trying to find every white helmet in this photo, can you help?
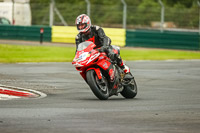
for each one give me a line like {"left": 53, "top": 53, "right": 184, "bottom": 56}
{"left": 75, "top": 14, "right": 91, "bottom": 33}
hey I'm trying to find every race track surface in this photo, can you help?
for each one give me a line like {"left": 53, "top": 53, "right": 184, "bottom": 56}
{"left": 0, "top": 60, "right": 200, "bottom": 133}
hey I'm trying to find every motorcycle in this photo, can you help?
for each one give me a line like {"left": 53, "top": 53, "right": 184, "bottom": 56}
{"left": 72, "top": 41, "right": 137, "bottom": 100}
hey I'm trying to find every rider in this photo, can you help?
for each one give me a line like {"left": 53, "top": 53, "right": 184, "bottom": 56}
{"left": 75, "top": 14, "right": 132, "bottom": 77}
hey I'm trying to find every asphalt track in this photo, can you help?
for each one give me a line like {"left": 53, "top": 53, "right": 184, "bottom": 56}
{"left": 0, "top": 60, "right": 200, "bottom": 133}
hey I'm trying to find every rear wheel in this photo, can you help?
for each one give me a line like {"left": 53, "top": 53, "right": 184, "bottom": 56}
{"left": 121, "top": 78, "right": 137, "bottom": 99}
{"left": 86, "top": 69, "right": 109, "bottom": 100}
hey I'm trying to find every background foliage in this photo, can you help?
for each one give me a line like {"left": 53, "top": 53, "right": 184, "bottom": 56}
{"left": 30, "top": 0, "right": 198, "bottom": 29}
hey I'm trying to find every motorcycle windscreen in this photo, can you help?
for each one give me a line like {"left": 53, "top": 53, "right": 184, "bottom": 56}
{"left": 77, "top": 41, "right": 95, "bottom": 51}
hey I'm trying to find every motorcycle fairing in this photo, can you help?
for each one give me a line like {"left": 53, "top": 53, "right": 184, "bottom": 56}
{"left": 97, "top": 59, "right": 111, "bottom": 70}
{"left": 97, "top": 59, "right": 115, "bottom": 81}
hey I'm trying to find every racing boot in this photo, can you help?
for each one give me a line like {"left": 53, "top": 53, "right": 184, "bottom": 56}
{"left": 119, "top": 59, "right": 134, "bottom": 80}
{"left": 122, "top": 64, "right": 130, "bottom": 73}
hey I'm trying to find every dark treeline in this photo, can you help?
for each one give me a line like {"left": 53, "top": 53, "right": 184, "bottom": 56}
{"left": 30, "top": 0, "right": 196, "bottom": 8}
{"left": 30, "top": 0, "right": 198, "bottom": 29}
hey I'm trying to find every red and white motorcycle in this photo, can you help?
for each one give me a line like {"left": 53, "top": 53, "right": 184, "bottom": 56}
{"left": 72, "top": 41, "right": 137, "bottom": 100}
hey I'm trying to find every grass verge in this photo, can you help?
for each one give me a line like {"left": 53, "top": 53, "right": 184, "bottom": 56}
{"left": 0, "top": 44, "right": 200, "bottom": 63}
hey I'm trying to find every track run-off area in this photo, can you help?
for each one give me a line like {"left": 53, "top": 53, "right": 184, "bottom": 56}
{"left": 0, "top": 60, "right": 200, "bottom": 133}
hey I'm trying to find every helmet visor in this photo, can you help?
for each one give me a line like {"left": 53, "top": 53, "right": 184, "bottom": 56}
{"left": 77, "top": 23, "right": 87, "bottom": 30}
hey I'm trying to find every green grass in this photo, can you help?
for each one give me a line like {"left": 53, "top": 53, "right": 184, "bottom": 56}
{"left": 0, "top": 44, "right": 200, "bottom": 63}
{"left": 121, "top": 48, "right": 200, "bottom": 60}
{"left": 0, "top": 44, "right": 75, "bottom": 63}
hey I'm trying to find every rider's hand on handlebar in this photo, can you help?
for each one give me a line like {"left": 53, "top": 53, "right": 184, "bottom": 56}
{"left": 97, "top": 46, "right": 108, "bottom": 53}
{"left": 108, "top": 52, "right": 117, "bottom": 61}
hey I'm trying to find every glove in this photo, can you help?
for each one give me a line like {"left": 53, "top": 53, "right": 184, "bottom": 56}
{"left": 108, "top": 52, "right": 117, "bottom": 61}
{"left": 98, "top": 46, "right": 109, "bottom": 53}
{"left": 98, "top": 47, "right": 105, "bottom": 52}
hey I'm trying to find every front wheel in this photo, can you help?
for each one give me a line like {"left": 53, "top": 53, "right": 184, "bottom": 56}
{"left": 86, "top": 69, "right": 109, "bottom": 100}
{"left": 121, "top": 78, "right": 137, "bottom": 99}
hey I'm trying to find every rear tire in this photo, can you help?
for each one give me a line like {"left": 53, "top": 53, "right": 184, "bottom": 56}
{"left": 121, "top": 78, "right": 137, "bottom": 99}
{"left": 86, "top": 70, "right": 109, "bottom": 100}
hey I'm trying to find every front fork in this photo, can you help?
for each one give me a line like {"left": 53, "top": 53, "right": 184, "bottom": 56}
{"left": 80, "top": 68, "right": 102, "bottom": 83}
{"left": 87, "top": 68, "right": 102, "bottom": 80}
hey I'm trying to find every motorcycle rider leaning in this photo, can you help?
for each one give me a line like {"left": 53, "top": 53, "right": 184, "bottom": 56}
{"left": 75, "top": 14, "right": 133, "bottom": 79}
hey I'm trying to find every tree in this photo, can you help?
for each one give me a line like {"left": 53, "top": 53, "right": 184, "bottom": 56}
{"left": 162, "top": 0, "right": 196, "bottom": 8}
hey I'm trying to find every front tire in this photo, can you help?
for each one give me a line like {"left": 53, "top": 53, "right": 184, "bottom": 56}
{"left": 86, "top": 69, "right": 109, "bottom": 100}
